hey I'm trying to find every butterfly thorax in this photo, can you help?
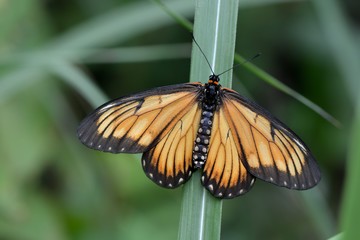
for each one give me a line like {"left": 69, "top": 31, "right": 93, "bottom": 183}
{"left": 192, "top": 75, "right": 221, "bottom": 169}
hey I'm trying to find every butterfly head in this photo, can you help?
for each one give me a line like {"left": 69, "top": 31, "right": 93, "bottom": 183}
{"left": 208, "top": 74, "right": 220, "bottom": 85}
{"left": 205, "top": 74, "right": 221, "bottom": 103}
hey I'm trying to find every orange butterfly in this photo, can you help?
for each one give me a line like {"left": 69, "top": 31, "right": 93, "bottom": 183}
{"left": 77, "top": 74, "right": 320, "bottom": 199}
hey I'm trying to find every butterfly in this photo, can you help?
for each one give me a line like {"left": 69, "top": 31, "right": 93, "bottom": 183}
{"left": 77, "top": 74, "right": 320, "bottom": 199}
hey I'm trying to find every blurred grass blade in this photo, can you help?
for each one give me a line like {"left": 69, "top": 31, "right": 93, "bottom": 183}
{"left": 0, "top": 44, "right": 191, "bottom": 65}
{"left": 0, "top": 67, "right": 44, "bottom": 104}
{"left": 237, "top": 0, "right": 307, "bottom": 7}
{"left": 312, "top": 0, "right": 360, "bottom": 104}
{"left": 301, "top": 189, "right": 336, "bottom": 238}
{"left": 178, "top": 0, "right": 239, "bottom": 239}
{"left": 312, "top": 0, "right": 360, "bottom": 238}
{"left": 152, "top": 0, "right": 308, "bottom": 33}
{"left": 50, "top": 60, "right": 108, "bottom": 107}
{"left": 82, "top": 44, "right": 190, "bottom": 64}
{"left": 51, "top": 0, "right": 193, "bottom": 48}
{"left": 328, "top": 233, "right": 343, "bottom": 240}
{"left": 152, "top": 0, "right": 193, "bottom": 31}
{"left": 0, "top": 0, "right": 194, "bottom": 103}
{"left": 234, "top": 54, "right": 341, "bottom": 128}
{"left": 340, "top": 98, "right": 360, "bottom": 239}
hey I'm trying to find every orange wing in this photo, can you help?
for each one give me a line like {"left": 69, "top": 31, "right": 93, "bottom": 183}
{"left": 221, "top": 88, "right": 320, "bottom": 190}
{"left": 202, "top": 107, "right": 255, "bottom": 199}
{"left": 77, "top": 83, "right": 202, "bottom": 153}
{"left": 142, "top": 103, "right": 202, "bottom": 188}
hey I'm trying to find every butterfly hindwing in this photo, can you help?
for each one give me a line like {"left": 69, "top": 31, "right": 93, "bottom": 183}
{"left": 221, "top": 88, "right": 321, "bottom": 190}
{"left": 202, "top": 106, "right": 255, "bottom": 199}
{"left": 77, "top": 83, "right": 202, "bottom": 153}
{"left": 142, "top": 103, "right": 202, "bottom": 188}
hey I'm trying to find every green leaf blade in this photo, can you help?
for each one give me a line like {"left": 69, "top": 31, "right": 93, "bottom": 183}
{"left": 178, "top": 0, "right": 240, "bottom": 240}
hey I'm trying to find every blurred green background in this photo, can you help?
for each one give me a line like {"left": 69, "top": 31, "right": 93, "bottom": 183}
{"left": 0, "top": 0, "right": 359, "bottom": 239}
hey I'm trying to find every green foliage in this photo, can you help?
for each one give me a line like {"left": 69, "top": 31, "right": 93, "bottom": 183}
{"left": 178, "top": 1, "right": 240, "bottom": 239}
{"left": 0, "top": 0, "right": 358, "bottom": 239}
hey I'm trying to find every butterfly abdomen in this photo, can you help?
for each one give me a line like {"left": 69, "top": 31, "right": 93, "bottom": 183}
{"left": 193, "top": 105, "right": 215, "bottom": 168}
{"left": 192, "top": 81, "right": 220, "bottom": 168}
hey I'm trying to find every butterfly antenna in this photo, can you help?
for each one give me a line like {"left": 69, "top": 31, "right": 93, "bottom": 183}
{"left": 192, "top": 35, "right": 215, "bottom": 76}
{"left": 218, "top": 52, "right": 262, "bottom": 77}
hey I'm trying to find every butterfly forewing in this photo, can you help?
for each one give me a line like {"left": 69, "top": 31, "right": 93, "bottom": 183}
{"left": 202, "top": 106, "right": 255, "bottom": 199}
{"left": 77, "top": 83, "right": 202, "bottom": 153}
{"left": 222, "top": 88, "right": 321, "bottom": 190}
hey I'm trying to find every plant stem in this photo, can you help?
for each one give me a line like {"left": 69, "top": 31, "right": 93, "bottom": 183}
{"left": 178, "top": 1, "right": 240, "bottom": 240}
